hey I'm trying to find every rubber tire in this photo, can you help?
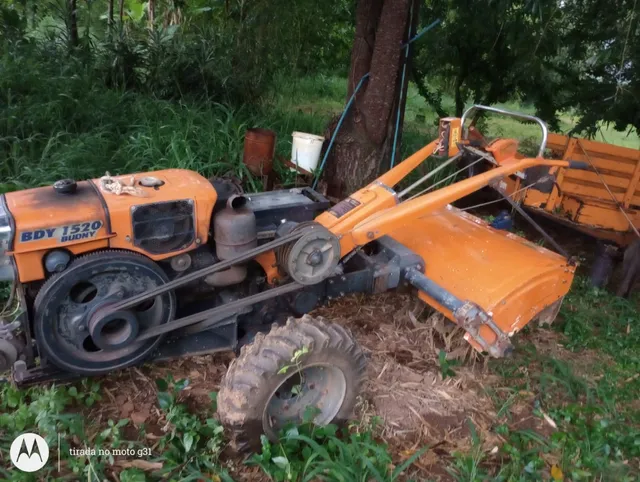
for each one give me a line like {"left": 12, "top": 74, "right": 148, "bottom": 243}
{"left": 34, "top": 250, "right": 175, "bottom": 375}
{"left": 217, "top": 315, "right": 366, "bottom": 452}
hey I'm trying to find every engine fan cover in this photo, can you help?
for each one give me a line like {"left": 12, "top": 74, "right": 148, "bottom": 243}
{"left": 131, "top": 200, "right": 195, "bottom": 254}
{"left": 33, "top": 251, "right": 175, "bottom": 375}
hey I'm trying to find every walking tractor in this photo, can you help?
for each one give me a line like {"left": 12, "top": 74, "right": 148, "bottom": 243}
{"left": 0, "top": 111, "right": 589, "bottom": 447}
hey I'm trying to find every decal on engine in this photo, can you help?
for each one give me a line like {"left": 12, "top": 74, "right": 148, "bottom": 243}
{"left": 19, "top": 220, "right": 104, "bottom": 243}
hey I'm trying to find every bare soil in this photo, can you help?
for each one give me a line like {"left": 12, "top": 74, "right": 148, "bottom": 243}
{"left": 79, "top": 289, "right": 614, "bottom": 481}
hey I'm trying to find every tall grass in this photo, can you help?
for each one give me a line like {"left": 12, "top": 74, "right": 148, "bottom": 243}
{"left": 0, "top": 42, "right": 338, "bottom": 193}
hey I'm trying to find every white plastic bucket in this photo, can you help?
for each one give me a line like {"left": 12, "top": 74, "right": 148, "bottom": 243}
{"left": 291, "top": 131, "right": 324, "bottom": 173}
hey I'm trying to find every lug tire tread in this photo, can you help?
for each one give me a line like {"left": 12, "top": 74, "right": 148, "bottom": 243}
{"left": 217, "top": 315, "right": 366, "bottom": 452}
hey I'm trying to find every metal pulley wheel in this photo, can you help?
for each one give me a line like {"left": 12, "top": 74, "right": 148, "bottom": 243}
{"left": 33, "top": 250, "right": 175, "bottom": 375}
{"left": 277, "top": 223, "right": 341, "bottom": 285}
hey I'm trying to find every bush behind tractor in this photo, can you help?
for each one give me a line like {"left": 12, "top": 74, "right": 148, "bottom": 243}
{"left": 0, "top": 109, "right": 588, "bottom": 447}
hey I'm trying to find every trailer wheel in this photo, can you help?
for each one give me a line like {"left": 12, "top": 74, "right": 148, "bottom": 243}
{"left": 217, "top": 315, "right": 366, "bottom": 451}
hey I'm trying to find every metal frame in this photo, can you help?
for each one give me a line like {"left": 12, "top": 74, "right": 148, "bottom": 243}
{"left": 460, "top": 104, "right": 549, "bottom": 158}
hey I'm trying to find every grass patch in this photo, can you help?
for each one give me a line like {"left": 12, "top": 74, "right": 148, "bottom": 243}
{"left": 249, "top": 417, "right": 426, "bottom": 482}
{"left": 445, "top": 278, "right": 640, "bottom": 481}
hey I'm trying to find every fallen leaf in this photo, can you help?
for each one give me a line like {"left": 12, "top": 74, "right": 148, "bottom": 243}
{"left": 551, "top": 464, "right": 563, "bottom": 480}
{"left": 120, "top": 401, "right": 135, "bottom": 417}
{"left": 117, "top": 460, "right": 163, "bottom": 471}
{"left": 131, "top": 409, "right": 149, "bottom": 425}
{"left": 540, "top": 410, "right": 558, "bottom": 430}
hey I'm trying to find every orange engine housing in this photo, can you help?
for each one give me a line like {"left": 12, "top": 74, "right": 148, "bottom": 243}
{"left": 5, "top": 169, "right": 217, "bottom": 283}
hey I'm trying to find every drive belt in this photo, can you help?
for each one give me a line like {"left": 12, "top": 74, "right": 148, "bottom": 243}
{"left": 91, "top": 226, "right": 315, "bottom": 339}
{"left": 136, "top": 281, "right": 303, "bottom": 341}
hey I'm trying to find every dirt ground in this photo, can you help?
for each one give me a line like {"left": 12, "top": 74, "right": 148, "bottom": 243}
{"left": 83, "top": 290, "right": 610, "bottom": 481}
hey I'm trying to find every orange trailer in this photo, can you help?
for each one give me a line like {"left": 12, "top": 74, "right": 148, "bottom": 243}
{"left": 523, "top": 132, "right": 640, "bottom": 247}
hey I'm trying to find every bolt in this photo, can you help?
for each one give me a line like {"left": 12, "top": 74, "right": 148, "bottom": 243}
{"left": 367, "top": 231, "right": 375, "bottom": 240}
{"left": 306, "top": 250, "right": 323, "bottom": 266}
{"left": 195, "top": 238, "right": 201, "bottom": 245}
{"left": 125, "top": 235, "right": 131, "bottom": 242}
{"left": 79, "top": 325, "right": 86, "bottom": 332}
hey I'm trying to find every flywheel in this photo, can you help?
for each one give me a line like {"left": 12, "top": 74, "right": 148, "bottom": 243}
{"left": 34, "top": 251, "right": 175, "bottom": 375}
{"left": 276, "top": 223, "right": 341, "bottom": 285}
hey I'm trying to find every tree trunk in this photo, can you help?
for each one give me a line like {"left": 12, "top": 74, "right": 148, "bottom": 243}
{"left": 107, "top": 0, "right": 114, "bottom": 33}
{"left": 454, "top": 70, "right": 467, "bottom": 117}
{"left": 68, "top": 0, "right": 78, "bottom": 47}
{"left": 119, "top": 0, "right": 125, "bottom": 24}
{"left": 320, "top": 0, "right": 412, "bottom": 199}
{"left": 148, "top": 0, "right": 156, "bottom": 29}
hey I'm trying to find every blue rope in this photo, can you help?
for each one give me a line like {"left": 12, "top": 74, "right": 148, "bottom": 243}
{"left": 390, "top": 1, "right": 415, "bottom": 168}
{"left": 403, "top": 18, "right": 441, "bottom": 48}
{"left": 311, "top": 17, "right": 441, "bottom": 185}
{"left": 312, "top": 73, "right": 370, "bottom": 190}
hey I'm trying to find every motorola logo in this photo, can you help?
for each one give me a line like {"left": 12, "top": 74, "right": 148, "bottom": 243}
{"left": 10, "top": 433, "right": 49, "bottom": 472}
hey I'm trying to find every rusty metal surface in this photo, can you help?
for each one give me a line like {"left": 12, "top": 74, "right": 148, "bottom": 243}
{"left": 213, "top": 196, "right": 258, "bottom": 260}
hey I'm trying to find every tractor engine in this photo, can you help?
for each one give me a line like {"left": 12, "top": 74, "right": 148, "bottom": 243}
{"left": 0, "top": 170, "right": 329, "bottom": 377}
{"left": 3, "top": 169, "right": 217, "bottom": 284}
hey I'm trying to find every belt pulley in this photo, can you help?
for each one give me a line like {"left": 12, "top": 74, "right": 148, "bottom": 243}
{"left": 89, "top": 222, "right": 338, "bottom": 343}
{"left": 276, "top": 223, "right": 341, "bottom": 285}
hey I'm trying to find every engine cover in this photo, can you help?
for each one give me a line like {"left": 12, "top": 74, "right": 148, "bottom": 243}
{"left": 5, "top": 169, "right": 217, "bottom": 282}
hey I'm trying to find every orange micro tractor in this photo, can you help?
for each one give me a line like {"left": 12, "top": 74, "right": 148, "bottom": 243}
{"left": 0, "top": 120, "right": 580, "bottom": 450}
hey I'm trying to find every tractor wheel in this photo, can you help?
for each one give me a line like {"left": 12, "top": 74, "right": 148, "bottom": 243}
{"left": 217, "top": 315, "right": 366, "bottom": 451}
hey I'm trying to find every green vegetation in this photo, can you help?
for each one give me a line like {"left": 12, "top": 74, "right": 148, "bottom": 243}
{"left": 446, "top": 279, "right": 640, "bottom": 481}
{"left": 249, "top": 409, "right": 426, "bottom": 482}
{"left": 1, "top": 1, "right": 639, "bottom": 481}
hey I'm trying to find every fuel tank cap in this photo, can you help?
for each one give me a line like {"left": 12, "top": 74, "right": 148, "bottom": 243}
{"left": 139, "top": 176, "right": 165, "bottom": 188}
{"left": 53, "top": 179, "right": 77, "bottom": 194}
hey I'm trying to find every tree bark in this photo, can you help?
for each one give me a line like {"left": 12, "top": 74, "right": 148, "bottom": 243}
{"left": 68, "top": 0, "right": 78, "bottom": 47}
{"left": 119, "top": 0, "right": 125, "bottom": 24}
{"left": 148, "top": 0, "right": 156, "bottom": 29}
{"left": 320, "top": 0, "right": 412, "bottom": 199}
{"left": 107, "top": 0, "right": 114, "bottom": 33}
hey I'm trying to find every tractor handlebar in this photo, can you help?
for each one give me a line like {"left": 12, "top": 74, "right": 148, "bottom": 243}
{"left": 460, "top": 105, "right": 549, "bottom": 158}
{"left": 567, "top": 160, "right": 591, "bottom": 171}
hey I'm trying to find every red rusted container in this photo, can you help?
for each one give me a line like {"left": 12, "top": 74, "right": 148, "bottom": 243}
{"left": 243, "top": 128, "right": 276, "bottom": 176}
